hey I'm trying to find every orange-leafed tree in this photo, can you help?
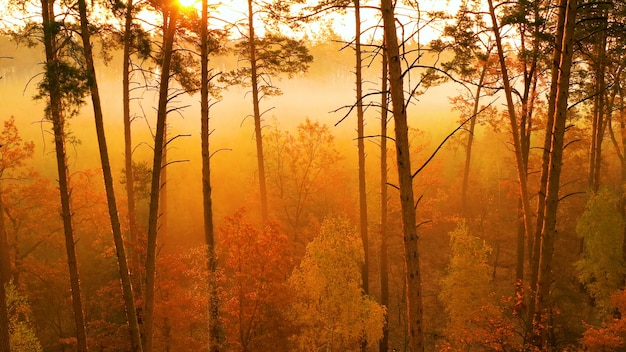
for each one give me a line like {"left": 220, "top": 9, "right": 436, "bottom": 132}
{"left": 264, "top": 118, "right": 350, "bottom": 246}
{"left": 582, "top": 289, "right": 626, "bottom": 351}
{"left": 0, "top": 117, "right": 34, "bottom": 352}
{"left": 219, "top": 209, "right": 293, "bottom": 351}
{"left": 151, "top": 247, "right": 211, "bottom": 351}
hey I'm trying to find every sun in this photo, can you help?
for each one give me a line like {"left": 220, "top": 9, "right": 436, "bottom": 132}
{"left": 177, "top": 0, "right": 198, "bottom": 8}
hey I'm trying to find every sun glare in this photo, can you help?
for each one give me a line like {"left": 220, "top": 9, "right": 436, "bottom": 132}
{"left": 178, "top": 0, "right": 198, "bottom": 8}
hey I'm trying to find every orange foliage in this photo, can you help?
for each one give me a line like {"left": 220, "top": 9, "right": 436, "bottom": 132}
{"left": 219, "top": 209, "right": 293, "bottom": 351}
{"left": 582, "top": 290, "right": 626, "bottom": 351}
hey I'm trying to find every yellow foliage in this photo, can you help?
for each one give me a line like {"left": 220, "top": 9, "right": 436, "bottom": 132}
{"left": 289, "top": 217, "right": 385, "bottom": 351}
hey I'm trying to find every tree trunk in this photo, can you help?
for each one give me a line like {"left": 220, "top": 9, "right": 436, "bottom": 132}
{"left": 41, "top": 1, "right": 88, "bottom": 350}
{"left": 0, "top": 192, "right": 9, "bottom": 352}
{"left": 0, "top": 192, "right": 9, "bottom": 286}
{"left": 532, "top": 0, "right": 578, "bottom": 348}
{"left": 248, "top": 0, "right": 268, "bottom": 223}
{"left": 355, "top": 0, "right": 370, "bottom": 302}
{"left": 461, "top": 66, "right": 487, "bottom": 218}
{"left": 487, "top": 0, "right": 534, "bottom": 278}
{"left": 589, "top": 6, "right": 608, "bottom": 193}
{"left": 123, "top": 0, "right": 143, "bottom": 302}
{"left": 76, "top": 0, "right": 143, "bottom": 350}
{"left": 526, "top": 0, "right": 568, "bottom": 334}
{"left": 201, "top": 0, "right": 220, "bottom": 349}
{"left": 379, "top": 37, "right": 389, "bottom": 352}
{"left": 381, "top": 0, "right": 424, "bottom": 350}
{"left": 144, "top": 7, "right": 178, "bottom": 351}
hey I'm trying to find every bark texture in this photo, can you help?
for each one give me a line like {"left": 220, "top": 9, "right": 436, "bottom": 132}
{"left": 76, "top": 0, "right": 143, "bottom": 350}
{"left": 381, "top": 0, "right": 424, "bottom": 350}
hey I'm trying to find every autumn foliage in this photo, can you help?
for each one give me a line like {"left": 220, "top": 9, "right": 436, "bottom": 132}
{"left": 219, "top": 209, "right": 293, "bottom": 351}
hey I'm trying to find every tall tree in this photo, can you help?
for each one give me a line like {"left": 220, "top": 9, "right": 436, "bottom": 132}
{"left": 378, "top": 36, "right": 390, "bottom": 352}
{"left": 533, "top": 0, "right": 579, "bottom": 347}
{"left": 221, "top": 1, "right": 312, "bottom": 224}
{"left": 583, "top": 1, "right": 611, "bottom": 193}
{"left": 0, "top": 208, "right": 8, "bottom": 352}
{"left": 39, "top": 0, "right": 88, "bottom": 349}
{"left": 487, "top": 0, "right": 536, "bottom": 287}
{"left": 144, "top": 2, "right": 179, "bottom": 350}
{"left": 200, "top": 0, "right": 220, "bottom": 349}
{"left": 121, "top": 0, "right": 143, "bottom": 305}
{"left": 247, "top": 0, "right": 269, "bottom": 223}
{"left": 354, "top": 0, "right": 370, "bottom": 309}
{"left": 381, "top": 0, "right": 424, "bottom": 350}
{"left": 75, "top": 0, "right": 143, "bottom": 350}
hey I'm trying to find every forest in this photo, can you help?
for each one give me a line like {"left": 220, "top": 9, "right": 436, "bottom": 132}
{"left": 0, "top": 0, "right": 625, "bottom": 351}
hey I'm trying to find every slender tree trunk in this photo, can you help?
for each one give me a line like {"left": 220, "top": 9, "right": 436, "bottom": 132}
{"left": 122, "top": 0, "right": 143, "bottom": 304}
{"left": 76, "top": 1, "right": 143, "bottom": 350}
{"left": 533, "top": 1, "right": 578, "bottom": 348}
{"left": 0, "top": 281, "right": 7, "bottom": 352}
{"left": 247, "top": 0, "right": 268, "bottom": 223}
{"left": 526, "top": 0, "right": 567, "bottom": 335}
{"left": 355, "top": 0, "right": 370, "bottom": 306}
{"left": 487, "top": 0, "right": 534, "bottom": 275}
{"left": 0, "top": 192, "right": 9, "bottom": 286}
{"left": 201, "top": 0, "right": 220, "bottom": 349}
{"left": 461, "top": 66, "right": 487, "bottom": 218}
{"left": 41, "top": 1, "right": 88, "bottom": 350}
{"left": 0, "top": 191, "right": 9, "bottom": 352}
{"left": 620, "top": 92, "right": 626, "bottom": 271}
{"left": 379, "top": 38, "right": 390, "bottom": 352}
{"left": 144, "top": 7, "right": 178, "bottom": 351}
{"left": 160, "top": 135, "right": 168, "bottom": 238}
{"left": 381, "top": 0, "right": 424, "bottom": 350}
{"left": 589, "top": 10, "right": 608, "bottom": 194}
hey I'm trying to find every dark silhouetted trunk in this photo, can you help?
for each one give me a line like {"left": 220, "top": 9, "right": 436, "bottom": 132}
{"left": 77, "top": 0, "right": 143, "bottom": 350}
{"left": 248, "top": 0, "right": 268, "bottom": 223}
{"left": 381, "top": 0, "right": 424, "bottom": 350}
{"left": 0, "top": 192, "right": 9, "bottom": 352}
{"left": 461, "top": 66, "right": 486, "bottom": 218}
{"left": 122, "top": 0, "right": 143, "bottom": 303}
{"left": 41, "top": 1, "right": 88, "bottom": 350}
{"left": 379, "top": 38, "right": 389, "bottom": 352}
{"left": 487, "top": 0, "right": 534, "bottom": 281}
{"left": 589, "top": 5, "right": 608, "bottom": 193}
{"left": 527, "top": 0, "right": 567, "bottom": 335}
{"left": 201, "top": 0, "right": 220, "bottom": 349}
{"left": 144, "top": 6, "right": 178, "bottom": 351}
{"left": 355, "top": 0, "right": 369, "bottom": 307}
{"left": 532, "top": 0, "right": 577, "bottom": 348}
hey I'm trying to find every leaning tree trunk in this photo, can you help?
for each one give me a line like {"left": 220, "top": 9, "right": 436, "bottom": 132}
{"left": 487, "top": 0, "right": 535, "bottom": 277}
{"left": 247, "top": 0, "right": 268, "bottom": 223}
{"left": 379, "top": 37, "right": 390, "bottom": 352}
{"left": 533, "top": 0, "right": 578, "bottom": 348}
{"left": 41, "top": 1, "right": 88, "bottom": 350}
{"left": 76, "top": 0, "right": 143, "bottom": 350}
{"left": 381, "top": 0, "right": 424, "bottom": 350}
{"left": 144, "top": 6, "right": 178, "bottom": 351}
{"left": 201, "top": 0, "right": 220, "bottom": 349}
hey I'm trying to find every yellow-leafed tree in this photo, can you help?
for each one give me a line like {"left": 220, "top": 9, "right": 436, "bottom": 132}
{"left": 289, "top": 217, "right": 384, "bottom": 351}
